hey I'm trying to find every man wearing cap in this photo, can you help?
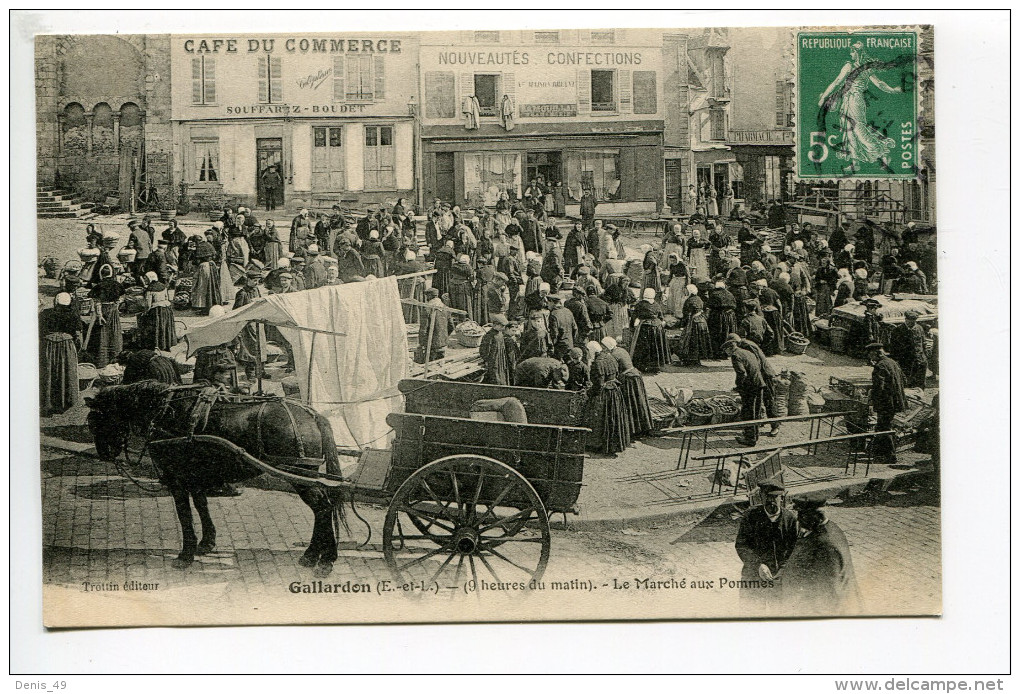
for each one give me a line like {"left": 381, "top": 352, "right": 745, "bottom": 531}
{"left": 143, "top": 238, "right": 170, "bottom": 284}
{"left": 888, "top": 310, "right": 928, "bottom": 388}
{"left": 289, "top": 256, "right": 307, "bottom": 291}
{"left": 735, "top": 481, "right": 798, "bottom": 609}
{"left": 497, "top": 245, "right": 523, "bottom": 319}
{"left": 127, "top": 218, "right": 153, "bottom": 282}
{"left": 514, "top": 355, "right": 569, "bottom": 390}
{"left": 290, "top": 208, "right": 312, "bottom": 253}
{"left": 233, "top": 262, "right": 267, "bottom": 381}
{"left": 847, "top": 299, "right": 884, "bottom": 357}
{"left": 897, "top": 260, "right": 928, "bottom": 294}
{"left": 519, "top": 207, "right": 543, "bottom": 256}
{"left": 303, "top": 245, "right": 328, "bottom": 290}
{"left": 724, "top": 336, "right": 767, "bottom": 446}
{"left": 866, "top": 342, "right": 907, "bottom": 464}
{"left": 546, "top": 293, "right": 579, "bottom": 361}
{"left": 479, "top": 315, "right": 512, "bottom": 386}
{"left": 728, "top": 333, "right": 781, "bottom": 437}
{"left": 260, "top": 164, "right": 283, "bottom": 211}
{"left": 780, "top": 497, "right": 862, "bottom": 614}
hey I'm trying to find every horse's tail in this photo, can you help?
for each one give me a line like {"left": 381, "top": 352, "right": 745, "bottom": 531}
{"left": 311, "top": 409, "right": 350, "bottom": 539}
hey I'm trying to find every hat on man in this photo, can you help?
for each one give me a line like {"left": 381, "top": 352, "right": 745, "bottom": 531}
{"left": 277, "top": 271, "right": 294, "bottom": 281}
{"left": 291, "top": 255, "right": 306, "bottom": 265}
{"left": 425, "top": 287, "right": 440, "bottom": 299}
{"left": 904, "top": 309, "right": 920, "bottom": 320}
{"left": 490, "top": 314, "right": 509, "bottom": 327}
{"left": 156, "top": 238, "right": 169, "bottom": 247}
{"left": 246, "top": 259, "right": 266, "bottom": 276}
{"left": 862, "top": 298, "right": 881, "bottom": 308}
{"left": 865, "top": 341, "right": 885, "bottom": 352}
{"left": 576, "top": 265, "right": 591, "bottom": 275}
{"left": 757, "top": 481, "right": 786, "bottom": 496}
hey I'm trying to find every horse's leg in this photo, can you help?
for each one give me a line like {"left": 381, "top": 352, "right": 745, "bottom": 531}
{"left": 192, "top": 489, "right": 217, "bottom": 555}
{"left": 296, "top": 485, "right": 336, "bottom": 576}
{"left": 169, "top": 482, "right": 197, "bottom": 569}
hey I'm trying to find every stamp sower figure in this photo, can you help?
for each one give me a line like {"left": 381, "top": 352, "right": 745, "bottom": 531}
{"left": 780, "top": 497, "right": 863, "bottom": 614}
{"left": 735, "top": 481, "right": 797, "bottom": 611}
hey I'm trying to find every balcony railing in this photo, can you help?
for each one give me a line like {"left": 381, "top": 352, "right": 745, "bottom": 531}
{"left": 727, "top": 129, "right": 794, "bottom": 145}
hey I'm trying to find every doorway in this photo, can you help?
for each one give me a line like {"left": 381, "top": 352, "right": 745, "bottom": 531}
{"left": 256, "top": 138, "right": 284, "bottom": 207}
{"left": 526, "top": 151, "right": 562, "bottom": 188}
{"left": 664, "top": 159, "right": 681, "bottom": 213}
{"left": 311, "top": 127, "right": 345, "bottom": 192}
{"left": 435, "top": 151, "right": 455, "bottom": 204}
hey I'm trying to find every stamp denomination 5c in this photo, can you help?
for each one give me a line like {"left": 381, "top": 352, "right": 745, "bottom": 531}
{"left": 797, "top": 30, "right": 919, "bottom": 179}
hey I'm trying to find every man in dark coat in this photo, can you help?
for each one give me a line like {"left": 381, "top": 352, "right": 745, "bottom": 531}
{"left": 260, "top": 165, "right": 284, "bottom": 211}
{"left": 334, "top": 238, "right": 366, "bottom": 282}
{"left": 303, "top": 245, "right": 328, "bottom": 290}
{"left": 497, "top": 245, "right": 524, "bottom": 318}
{"left": 781, "top": 497, "right": 862, "bottom": 615}
{"left": 725, "top": 337, "right": 766, "bottom": 446}
{"left": 735, "top": 481, "right": 798, "bottom": 611}
{"left": 866, "top": 342, "right": 908, "bottom": 463}
{"left": 479, "top": 315, "right": 512, "bottom": 385}
{"left": 737, "top": 220, "right": 760, "bottom": 267}
{"left": 564, "top": 286, "right": 593, "bottom": 346}
{"left": 418, "top": 289, "right": 451, "bottom": 362}
{"left": 888, "top": 310, "right": 928, "bottom": 388}
{"left": 514, "top": 356, "right": 569, "bottom": 389}
{"left": 144, "top": 239, "right": 171, "bottom": 283}
{"left": 546, "top": 294, "right": 578, "bottom": 361}
{"left": 520, "top": 208, "right": 542, "bottom": 255}
{"left": 730, "top": 333, "right": 781, "bottom": 436}
{"left": 579, "top": 190, "right": 597, "bottom": 229}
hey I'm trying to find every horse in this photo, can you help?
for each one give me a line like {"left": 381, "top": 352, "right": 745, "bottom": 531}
{"left": 86, "top": 380, "right": 348, "bottom": 577}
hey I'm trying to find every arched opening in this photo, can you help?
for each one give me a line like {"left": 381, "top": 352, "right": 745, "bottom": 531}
{"left": 61, "top": 103, "right": 87, "bottom": 155}
{"left": 119, "top": 102, "right": 143, "bottom": 155}
{"left": 92, "top": 102, "right": 114, "bottom": 153}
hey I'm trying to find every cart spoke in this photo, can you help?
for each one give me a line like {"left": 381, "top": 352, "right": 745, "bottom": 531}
{"left": 480, "top": 536, "right": 545, "bottom": 544}
{"left": 453, "top": 554, "right": 465, "bottom": 587}
{"left": 478, "top": 479, "right": 515, "bottom": 525}
{"left": 480, "top": 508, "right": 534, "bottom": 534}
{"left": 483, "top": 544, "right": 537, "bottom": 578}
{"left": 468, "top": 553, "right": 478, "bottom": 587}
{"left": 476, "top": 551, "right": 504, "bottom": 583}
{"left": 401, "top": 507, "right": 456, "bottom": 534}
{"left": 470, "top": 469, "right": 485, "bottom": 519}
{"left": 397, "top": 545, "right": 449, "bottom": 572}
{"left": 448, "top": 469, "right": 464, "bottom": 521}
{"left": 427, "top": 551, "right": 457, "bottom": 586}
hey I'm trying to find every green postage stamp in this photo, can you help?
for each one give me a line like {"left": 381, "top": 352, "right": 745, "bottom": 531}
{"left": 797, "top": 30, "right": 919, "bottom": 179}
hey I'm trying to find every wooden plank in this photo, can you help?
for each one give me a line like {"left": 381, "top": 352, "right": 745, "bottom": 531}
{"left": 398, "top": 378, "right": 587, "bottom": 426}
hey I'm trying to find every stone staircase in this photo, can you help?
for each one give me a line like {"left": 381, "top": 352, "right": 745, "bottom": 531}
{"left": 37, "top": 186, "right": 93, "bottom": 219}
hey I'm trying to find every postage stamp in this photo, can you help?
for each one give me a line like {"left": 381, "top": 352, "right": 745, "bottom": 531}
{"left": 796, "top": 30, "right": 920, "bottom": 179}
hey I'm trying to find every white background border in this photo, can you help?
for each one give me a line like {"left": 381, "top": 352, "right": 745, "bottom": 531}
{"left": 8, "top": 8, "right": 1013, "bottom": 680}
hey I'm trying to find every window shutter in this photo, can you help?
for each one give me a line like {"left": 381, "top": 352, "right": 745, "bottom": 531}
{"left": 333, "top": 56, "right": 345, "bottom": 101}
{"left": 576, "top": 69, "right": 590, "bottom": 114}
{"left": 425, "top": 71, "right": 456, "bottom": 119}
{"left": 270, "top": 56, "right": 283, "bottom": 103}
{"left": 459, "top": 72, "right": 474, "bottom": 110}
{"left": 204, "top": 58, "right": 216, "bottom": 103}
{"left": 258, "top": 56, "right": 268, "bottom": 103}
{"left": 373, "top": 55, "right": 385, "bottom": 100}
{"left": 619, "top": 69, "right": 632, "bottom": 113}
{"left": 502, "top": 72, "right": 515, "bottom": 105}
{"left": 191, "top": 58, "right": 202, "bottom": 104}
{"left": 346, "top": 58, "right": 360, "bottom": 99}
{"left": 633, "top": 71, "right": 657, "bottom": 114}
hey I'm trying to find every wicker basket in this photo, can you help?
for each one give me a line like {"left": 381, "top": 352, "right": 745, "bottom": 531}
{"left": 709, "top": 395, "right": 740, "bottom": 423}
{"left": 828, "top": 326, "right": 848, "bottom": 354}
{"left": 457, "top": 333, "right": 484, "bottom": 348}
{"left": 786, "top": 332, "right": 810, "bottom": 355}
{"left": 684, "top": 399, "right": 715, "bottom": 426}
{"left": 77, "top": 363, "right": 98, "bottom": 391}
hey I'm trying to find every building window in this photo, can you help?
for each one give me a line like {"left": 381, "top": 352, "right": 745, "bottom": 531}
{"left": 341, "top": 55, "right": 384, "bottom": 102}
{"left": 565, "top": 149, "right": 621, "bottom": 202}
{"left": 775, "top": 81, "right": 793, "bottom": 127}
{"left": 473, "top": 74, "right": 501, "bottom": 117}
{"left": 534, "top": 31, "right": 560, "bottom": 44}
{"left": 464, "top": 152, "right": 521, "bottom": 207}
{"left": 193, "top": 139, "right": 219, "bottom": 183}
{"left": 632, "top": 71, "right": 657, "bottom": 114}
{"left": 364, "top": 125, "right": 396, "bottom": 190}
{"left": 591, "top": 69, "right": 616, "bottom": 112}
{"left": 474, "top": 30, "right": 500, "bottom": 43}
{"left": 710, "top": 108, "right": 726, "bottom": 141}
{"left": 590, "top": 29, "right": 615, "bottom": 44}
{"left": 258, "top": 56, "right": 283, "bottom": 104}
{"left": 191, "top": 56, "right": 216, "bottom": 105}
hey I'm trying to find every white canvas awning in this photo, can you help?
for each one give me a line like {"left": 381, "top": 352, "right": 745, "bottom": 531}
{"left": 183, "top": 277, "right": 409, "bottom": 449}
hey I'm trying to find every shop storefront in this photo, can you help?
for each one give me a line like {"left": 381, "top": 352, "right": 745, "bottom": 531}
{"left": 170, "top": 34, "right": 419, "bottom": 211}
{"left": 418, "top": 30, "right": 665, "bottom": 214}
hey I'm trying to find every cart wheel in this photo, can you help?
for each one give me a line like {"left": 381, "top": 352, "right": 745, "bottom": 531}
{"left": 382, "top": 455, "right": 551, "bottom": 589}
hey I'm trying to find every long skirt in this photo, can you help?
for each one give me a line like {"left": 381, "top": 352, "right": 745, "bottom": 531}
{"left": 632, "top": 320, "right": 671, "bottom": 372}
{"left": 88, "top": 303, "right": 122, "bottom": 368}
{"left": 762, "top": 308, "right": 785, "bottom": 356}
{"left": 621, "top": 371, "right": 653, "bottom": 437}
{"left": 588, "top": 323, "right": 607, "bottom": 344}
{"left": 606, "top": 303, "right": 630, "bottom": 341}
{"left": 708, "top": 308, "right": 738, "bottom": 359}
{"left": 263, "top": 241, "right": 282, "bottom": 270}
{"left": 399, "top": 277, "right": 425, "bottom": 323}
{"left": 678, "top": 314, "right": 712, "bottom": 365}
{"left": 40, "top": 333, "right": 79, "bottom": 416}
{"left": 433, "top": 267, "right": 451, "bottom": 297}
{"left": 688, "top": 248, "right": 709, "bottom": 280}
{"left": 448, "top": 281, "right": 473, "bottom": 319}
{"left": 191, "top": 261, "right": 221, "bottom": 309}
{"left": 664, "top": 277, "right": 689, "bottom": 316}
{"left": 586, "top": 384, "right": 631, "bottom": 454}
{"left": 792, "top": 294, "right": 812, "bottom": 335}
{"left": 814, "top": 282, "right": 834, "bottom": 317}
{"left": 139, "top": 305, "right": 177, "bottom": 351}
{"left": 220, "top": 258, "right": 238, "bottom": 304}
{"left": 473, "top": 282, "right": 489, "bottom": 325}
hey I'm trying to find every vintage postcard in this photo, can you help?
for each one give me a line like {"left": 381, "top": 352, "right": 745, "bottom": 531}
{"left": 36, "top": 23, "right": 939, "bottom": 627}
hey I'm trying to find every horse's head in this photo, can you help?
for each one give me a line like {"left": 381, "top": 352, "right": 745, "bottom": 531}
{"left": 85, "top": 380, "right": 174, "bottom": 461}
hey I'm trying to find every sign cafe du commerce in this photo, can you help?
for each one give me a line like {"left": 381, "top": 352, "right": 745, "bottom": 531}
{"left": 179, "top": 36, "right": 407, "bottom": 117}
